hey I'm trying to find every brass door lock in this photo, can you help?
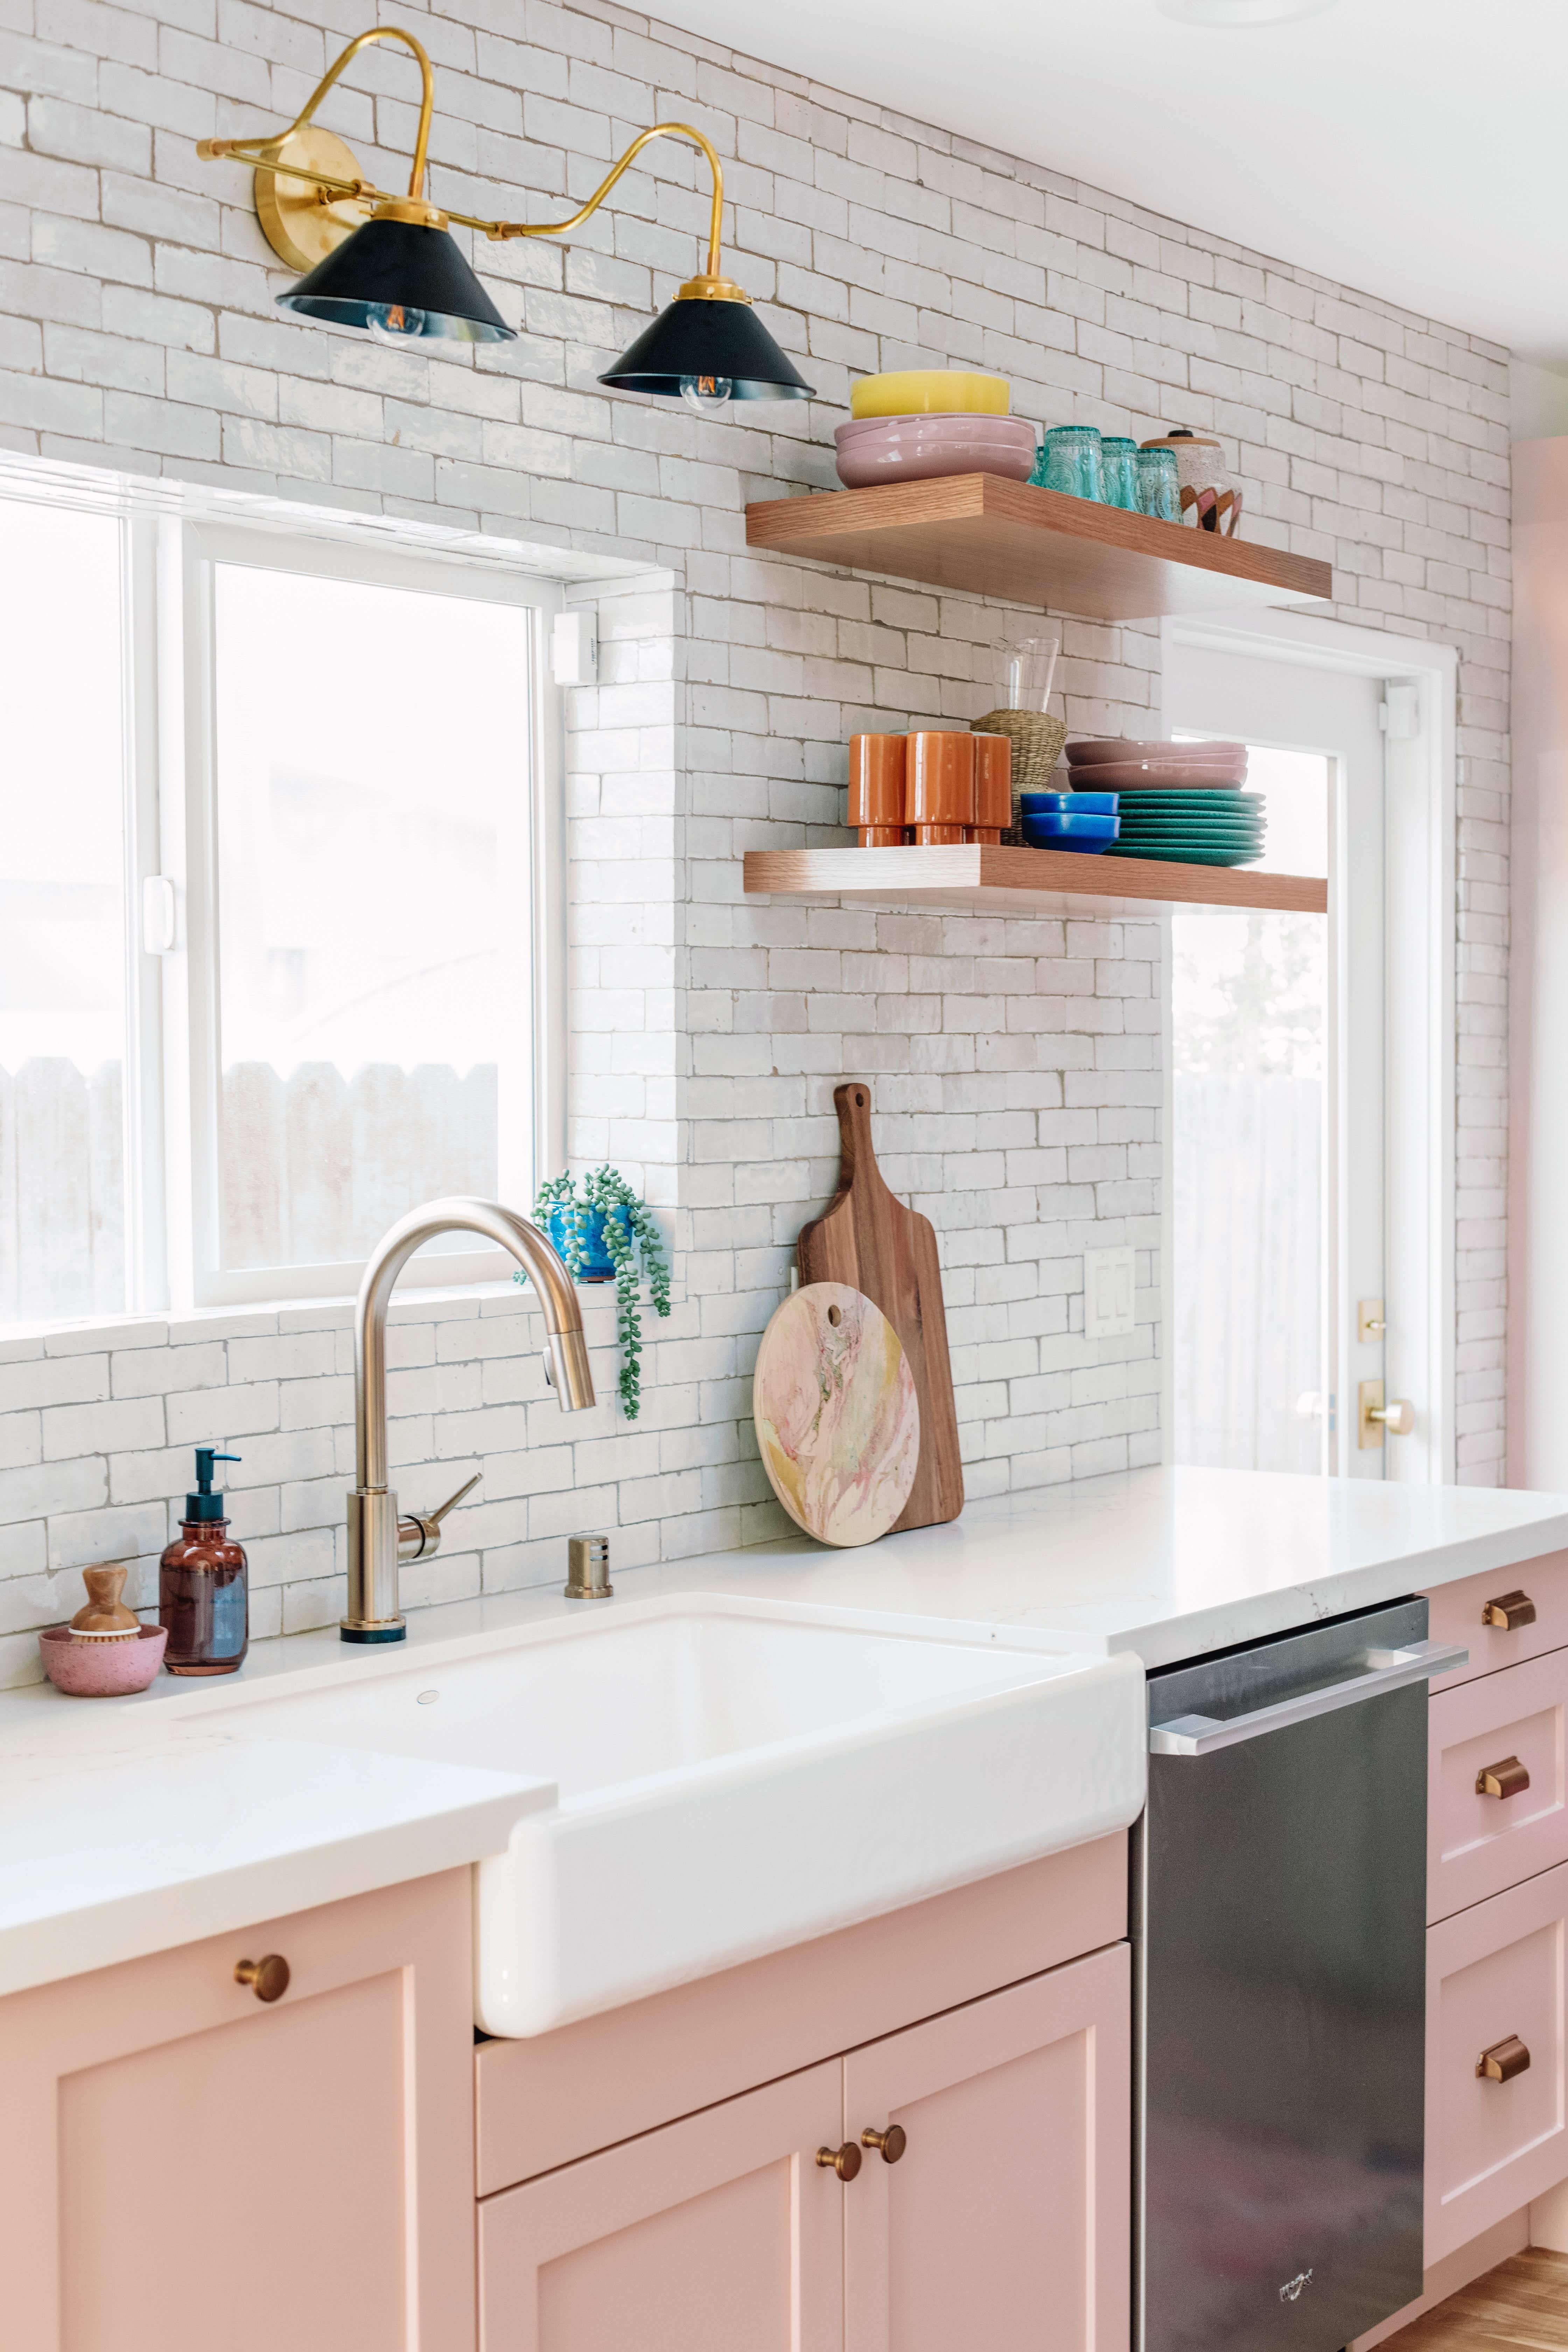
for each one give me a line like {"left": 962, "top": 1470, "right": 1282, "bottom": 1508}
{"left": 1477, "top": 2035, "right": 1531, "bottom": 2083}
{"left": 1476, "top": 1756, "right": 1531, "bottom": 1800}
{"left": 1483, "top": 1591, "right": 1537, "bottom": 1632}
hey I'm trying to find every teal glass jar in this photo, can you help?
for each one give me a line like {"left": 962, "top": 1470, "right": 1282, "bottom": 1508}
{"left": 1137, "top": 444, "right": 1181, "bottom": 523}
{"left": 1099, "top": 436, "right": 1140, "bottom": 511}
{"left": 1038, "top": 425, "right": 1103, "bottom": 502}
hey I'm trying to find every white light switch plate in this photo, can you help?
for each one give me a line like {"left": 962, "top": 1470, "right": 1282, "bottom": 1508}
{"left": 1084, "top": 1245, "right": 1136, "bottom": 1340}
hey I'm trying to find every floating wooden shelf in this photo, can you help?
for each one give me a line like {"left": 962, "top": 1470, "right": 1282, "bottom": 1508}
{"left": 745, "top": 475, "right": 1332, "bottom": 621}
{"left": 743, "top": 843, "right": 1328, "bottom": 917}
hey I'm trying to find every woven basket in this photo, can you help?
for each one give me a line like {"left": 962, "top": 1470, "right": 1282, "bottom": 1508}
{"left": 972, "top": 709, "right": 1068, "bottom": 840}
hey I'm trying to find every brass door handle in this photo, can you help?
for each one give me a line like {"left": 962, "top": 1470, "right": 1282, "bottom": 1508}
{"left": 1476, "top": 1756, "right": 1531, "bottom": 1800}
{"left": 1477, "top": 2035, "right": 1531, "bottom": 2082}
{"left": 234, "top": 1954, "right": 290, "bottom": 2003}
{"left": 1483, "top": 1591, "right": 1537, "bottom": 1632}
{"left": 1358, "top": 1381, "right": 1413, "bottom": 1447}
{"left": 816, "top": 2142, "right": 862, "bottom": 2181}
{"left": 861, "top": 2124, "right": 907, "bottom": 2163}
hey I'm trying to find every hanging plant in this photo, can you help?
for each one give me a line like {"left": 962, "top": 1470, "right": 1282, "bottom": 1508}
{"left": 519, "top": 1167, "right": 671, "bottom": 1419}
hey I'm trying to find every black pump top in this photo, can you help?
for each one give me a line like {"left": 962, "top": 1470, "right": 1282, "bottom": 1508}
{"left": 186, "top": 1447, "right": 240, "bottom": 1521}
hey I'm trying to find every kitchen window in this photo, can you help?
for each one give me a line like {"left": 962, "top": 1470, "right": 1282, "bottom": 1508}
{"left": 0, "top": 488, "right": 562, "bottom": 1323}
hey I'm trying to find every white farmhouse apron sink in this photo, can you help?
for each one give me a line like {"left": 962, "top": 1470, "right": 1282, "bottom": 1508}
{"left": 187, "top": 1594, "right": 1146, "bottom": 2036}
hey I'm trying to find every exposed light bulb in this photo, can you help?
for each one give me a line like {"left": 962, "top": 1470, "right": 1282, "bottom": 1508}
{"left": 680, "top": 373, "right": 734, "bottom": 416}
{"left": 1157, "top": 0, "right": 1335, "bottom": 20}
{"left": 366, "top": 302, "right": 427, "bottom": 343}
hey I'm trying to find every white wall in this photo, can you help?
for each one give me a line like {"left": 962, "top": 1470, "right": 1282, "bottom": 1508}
{"left": 0, "top": 0, "right": 1514, "bottom": 1676}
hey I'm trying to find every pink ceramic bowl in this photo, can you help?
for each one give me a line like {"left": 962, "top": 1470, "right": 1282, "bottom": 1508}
{"left": 39, "top": 1623, "right": 167, "bottom": 1696}
{"left": 834, "top": 412, "right": 1037, "bottom": 490}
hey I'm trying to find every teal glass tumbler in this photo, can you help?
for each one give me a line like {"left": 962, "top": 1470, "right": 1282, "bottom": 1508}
{"left": 1100, "top": 436, "right": 1140, "bottom": 511}
{"left": 1137, "top": 444, "right": 1181, "bottom": 523}
{"left": 1039, "top": 425, "right": 1104, "bottom": 502}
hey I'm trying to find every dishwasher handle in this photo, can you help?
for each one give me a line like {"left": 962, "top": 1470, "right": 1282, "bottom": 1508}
{"left": 1149, "top": 1638, "right": 1470, "bottom": 1756}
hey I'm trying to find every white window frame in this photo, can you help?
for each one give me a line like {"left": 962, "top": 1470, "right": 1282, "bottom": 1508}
{"left": 1159, "top": 608, "right": 1458, "bottom": 1484}
{"left": 159, "top": 520, "right": 564, "bottom": 1308}
{"left": 0, "top": 465, "right": 566, "bottom": 1323}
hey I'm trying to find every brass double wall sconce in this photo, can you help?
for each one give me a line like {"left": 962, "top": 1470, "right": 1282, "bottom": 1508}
{"left": 197, "top": 25, "right": 813, "bottom": 411}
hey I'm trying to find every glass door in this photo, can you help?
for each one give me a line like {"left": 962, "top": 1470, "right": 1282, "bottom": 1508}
{"left": 1166, "top": 646, "right": 1388, "bottom": 1477}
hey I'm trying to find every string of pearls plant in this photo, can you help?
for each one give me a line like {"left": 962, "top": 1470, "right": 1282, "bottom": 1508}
{"left": 520, "top": 1169, "right": 672, "bottom": 1419}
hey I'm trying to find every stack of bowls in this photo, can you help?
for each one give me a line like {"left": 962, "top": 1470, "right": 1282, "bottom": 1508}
{"left": 1019, "top": 791, "right": 1120, "bottom": 855}
{"left": 1064, "top": 739, "right": 1263, "bottom": 866}
{"left": 836, "top": 370, "right": 1036, "bottom": 490}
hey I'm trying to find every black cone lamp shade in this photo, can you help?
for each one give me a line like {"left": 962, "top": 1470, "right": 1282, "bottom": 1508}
{"left": 601, "top": 295, "right": 812, "bottom": 399}
{"left": 276, "top": 214, "right": 515, "bottom": 343}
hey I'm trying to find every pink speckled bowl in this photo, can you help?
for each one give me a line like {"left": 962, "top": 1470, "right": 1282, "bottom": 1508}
{"left": 833, "top": 412, "right": 1037, "bottom": 489}
{"left": 38, "top": 1623, "right": 167, "bottom": 1696}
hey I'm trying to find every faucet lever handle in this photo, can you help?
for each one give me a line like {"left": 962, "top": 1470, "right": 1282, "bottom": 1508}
{"left": 398, "top": 1472, "right": 481, "bottom": 1561}
{"left": 429, "top": 1471, "right": 481, "bottom": 1525}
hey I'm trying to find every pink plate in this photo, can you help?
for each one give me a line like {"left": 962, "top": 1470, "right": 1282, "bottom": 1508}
{"left": 834, "top": 412, "right": 1037, "bottom": 490}
{"left": 1066, "top": 761, "right": 1245, "bottom": 791}
{"left": 1068, "top": 737, "right": 1246, "bottom": 767}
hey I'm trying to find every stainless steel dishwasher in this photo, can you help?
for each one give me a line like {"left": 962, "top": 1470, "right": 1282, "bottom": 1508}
{"left": 1134, "top": 1600, "right": 1467, "bottom": 2352}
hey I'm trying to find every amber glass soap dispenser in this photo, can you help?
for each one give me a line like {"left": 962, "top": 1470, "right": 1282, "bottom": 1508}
{"left": 160, "top": 1447, "right": 248, "bottom": 1676}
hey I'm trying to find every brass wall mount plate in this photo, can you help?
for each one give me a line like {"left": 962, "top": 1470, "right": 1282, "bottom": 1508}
{"left": 254, "top": 125, "right": 370, "bottom": 270}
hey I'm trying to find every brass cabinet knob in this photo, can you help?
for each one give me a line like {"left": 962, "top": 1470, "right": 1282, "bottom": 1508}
{"left": 1477, "top": 2035, "right": 1531, "bottom": 2082}
{"left": 816, "top": 2142, "right": 862, "bottom": 2182}
{"left": 1476, "top": 1755, "right": 1531, "bottom": 1800}
{"left": 234, "top": 1954, "right": 290, "bottom": 2003}
{"left": 861, "top": 2124, "right": 907, "bottom": 2164}
{"left": 1483, "top": 1591, "right": 1537, "bottom": 1632}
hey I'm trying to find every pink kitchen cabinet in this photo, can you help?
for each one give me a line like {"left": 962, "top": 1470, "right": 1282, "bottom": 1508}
{"left": 478, "top": 2058, "right": 848, "bottom": 2352}
{"left": 0, "top": 1870, "right": 476, "bottom": 2352}
{"left": 478, "top": 1937, "right": 1132, "bottom": 2352}
{"left": 842, "top": 1942, "right": 1130, "bottom": 2352}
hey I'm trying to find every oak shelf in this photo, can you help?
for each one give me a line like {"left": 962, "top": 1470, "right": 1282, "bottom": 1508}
{"left": 742, "top": 843, "right": 1328, "bottom": 917}
{"left": 744, "top": 474, "right": 1332, "bottom": 621}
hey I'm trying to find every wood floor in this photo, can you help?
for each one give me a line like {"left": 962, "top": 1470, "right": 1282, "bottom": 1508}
{"left": 1387, "top": 2252, "right": 1568, "bottom": 2352}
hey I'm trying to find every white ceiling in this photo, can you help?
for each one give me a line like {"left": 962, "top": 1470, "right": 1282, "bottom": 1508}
{"left": 649, "top": 0, "right": 1567, "bottom": 359}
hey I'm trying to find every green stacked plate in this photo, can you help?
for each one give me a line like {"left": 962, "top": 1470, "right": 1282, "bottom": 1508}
{"left": 1107, "top": 789, "right": 1265, "bottom": 867}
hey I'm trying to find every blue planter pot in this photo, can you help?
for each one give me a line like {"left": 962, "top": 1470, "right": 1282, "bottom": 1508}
{"left": 547, "top": 1202, "right": 632, "bottom": 1283}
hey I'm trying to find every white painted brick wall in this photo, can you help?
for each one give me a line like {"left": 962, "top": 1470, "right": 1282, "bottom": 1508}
{"left": 0, "top": 0, "right": 1511, "bottom": 1677}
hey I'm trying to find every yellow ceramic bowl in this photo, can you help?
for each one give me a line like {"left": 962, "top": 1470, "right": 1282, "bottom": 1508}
{"left": 849, "top": 370, "right": 1010, "bottom": 420}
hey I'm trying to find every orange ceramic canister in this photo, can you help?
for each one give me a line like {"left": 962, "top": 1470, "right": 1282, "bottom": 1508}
{"left": 848, "top": 733, "right": 907, "bottom": 847}
{"left": 972, "top": 732, "right": 1011, "bottom": 843}
{"left": 906, "top": 731, "right": 976, "bottom": 845}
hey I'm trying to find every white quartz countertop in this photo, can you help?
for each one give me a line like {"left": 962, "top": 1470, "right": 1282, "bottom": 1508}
{"left": 645, "top": 1466, "right": 1568, "bottom": 1671}
{"left": 5, "top": 1462, "right": 1567, "bottom": 2002}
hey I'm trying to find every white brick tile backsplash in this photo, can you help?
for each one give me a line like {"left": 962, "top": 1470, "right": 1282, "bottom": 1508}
{"left": 0, "top": 0, "right": 1511, "bottom": 1674}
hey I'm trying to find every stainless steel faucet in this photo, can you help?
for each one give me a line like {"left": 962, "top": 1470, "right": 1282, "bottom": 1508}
{"left": 341, "top": 1196, "right": 595, "bottom": 1643}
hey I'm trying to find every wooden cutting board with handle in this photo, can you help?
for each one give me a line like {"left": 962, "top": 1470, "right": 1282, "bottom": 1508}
{"left": 796, "top": 1081, "right": 963, "bottom": 1532}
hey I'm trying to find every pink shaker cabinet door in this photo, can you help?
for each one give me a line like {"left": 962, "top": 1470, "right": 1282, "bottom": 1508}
{"left": 0, "top": 1871, "right": 476, "bottom": 2352}
{"left": 478, "top": 2058, "right": 846, "bottom": 2352}
{"left": 1425, "top": 1860, "right": 1568, "bottom": 2262}
{"left": 841, "top": 1941, "right": 1131, "bottom": 2352}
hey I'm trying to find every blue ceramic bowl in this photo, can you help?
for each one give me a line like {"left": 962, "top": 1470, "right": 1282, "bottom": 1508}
{"left": 1021, "top": 811, "right": 1120, "bottom": 853}
{"left": 1020, "top": 789, "right": 1119, "bottom": 816}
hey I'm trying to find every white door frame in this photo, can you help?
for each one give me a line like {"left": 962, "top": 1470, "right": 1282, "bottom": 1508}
{"left": 1158, "top": 608, "right": 1458, "bottom": 1484}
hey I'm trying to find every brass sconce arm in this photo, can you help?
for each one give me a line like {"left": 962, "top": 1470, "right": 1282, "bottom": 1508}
{"left": 200, "top": 25, "right": 437, "bottom": 207}
{"left": 198, "top": 26, "right": 731, "bottom": 289}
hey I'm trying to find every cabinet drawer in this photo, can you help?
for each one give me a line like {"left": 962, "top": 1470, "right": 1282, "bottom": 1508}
{"left": 1425, "top": 1860, "right": 1568, "bottom": 2262}
{"left": 1423, "top": 1551, "right": 1568, "bottom": 1689}
{"left": 1428, "top": 1651, "right": 1568, "bottom": 1920}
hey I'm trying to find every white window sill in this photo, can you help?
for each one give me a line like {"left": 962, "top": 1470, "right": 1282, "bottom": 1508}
{"left": 0, "top": 1278, "right": 535, "bottom": 1363}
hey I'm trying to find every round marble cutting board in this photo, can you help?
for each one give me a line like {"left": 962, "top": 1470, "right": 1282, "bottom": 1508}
{"left": 753, "top": 1281, "right": 921, "bottom": 1547}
